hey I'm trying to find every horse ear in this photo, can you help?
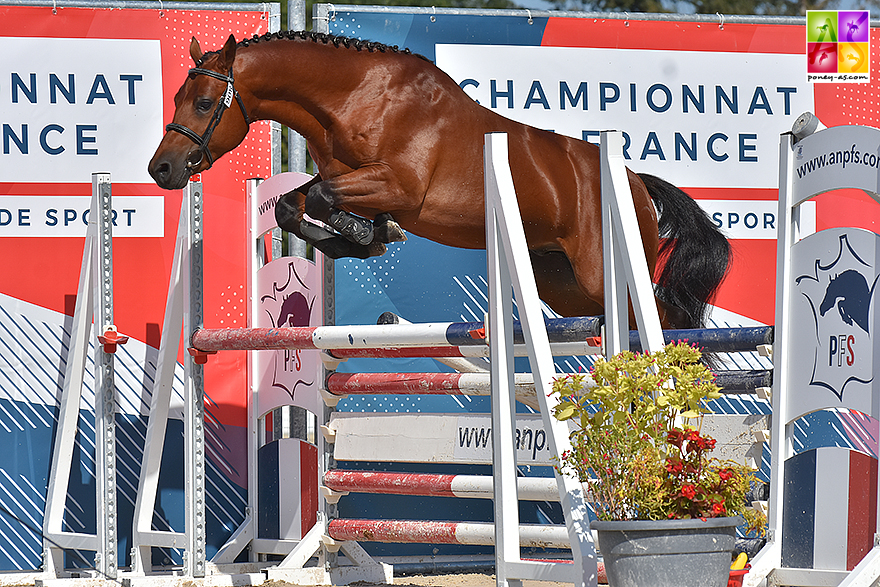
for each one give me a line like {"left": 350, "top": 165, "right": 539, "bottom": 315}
{"left": 189, "top": 37, "right": 203, "bottom": 63}
{"left": 218, "top": 34, "right": 237, "bottom": 70}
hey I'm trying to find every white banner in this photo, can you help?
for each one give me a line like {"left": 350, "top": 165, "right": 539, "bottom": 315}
{"left": 0, "top": 196, "right": 164, "bottom": 237}
{"left": 436, "top": 45, "right": 814, "bottom": 189}
{"left": 454, "top": 414, "right": 554, "bottom": 464}
{"left": 700, "top": 199, "right": 816, "bottom": 239}
{"left": 0, "top": 37, "right": 162, "bottom": 183}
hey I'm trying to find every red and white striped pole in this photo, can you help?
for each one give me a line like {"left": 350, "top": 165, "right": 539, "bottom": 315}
{"left": 323, "top": 470, "right": 562, "bottom": 501}
{"left": 328, "top": 519, "right": 570, "bottom": 548}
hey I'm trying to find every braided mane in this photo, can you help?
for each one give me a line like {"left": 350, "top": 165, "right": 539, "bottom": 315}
{"left": 195, "top": 30, "right": 430, "bottom": 67}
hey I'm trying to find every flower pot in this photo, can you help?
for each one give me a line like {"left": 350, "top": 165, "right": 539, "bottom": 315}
{"left": 591, "top": 516, "right": 741, "bottom": 587}
{"left": 728, "top": 564, "right": 751, "bottom": 587}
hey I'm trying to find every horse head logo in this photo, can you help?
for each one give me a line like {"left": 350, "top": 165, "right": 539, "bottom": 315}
{"left": 260, "top": 260, "right": 318, "bottom": 401}
{"left": 819, "top": 269, "right": 872, "bottom": 334}
{"left": 277, "top": 291, "right": 313, "bottom": 328}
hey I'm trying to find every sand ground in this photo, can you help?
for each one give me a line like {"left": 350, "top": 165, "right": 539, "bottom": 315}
{"left": 269, "top": 573, "right": 574, "bottom": 587}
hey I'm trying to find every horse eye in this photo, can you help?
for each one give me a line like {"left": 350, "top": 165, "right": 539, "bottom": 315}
{"left": 195, "top": 98, "right": 214, "bottom": 113}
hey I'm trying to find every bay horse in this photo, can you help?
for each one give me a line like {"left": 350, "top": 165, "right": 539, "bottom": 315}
{"left": 148, "top": 32, "right": 730, "bottom": 329}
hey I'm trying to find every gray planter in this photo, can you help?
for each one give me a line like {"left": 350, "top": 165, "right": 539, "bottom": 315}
{"left": 591, "top": 516, "right": 741, "bottom": 587}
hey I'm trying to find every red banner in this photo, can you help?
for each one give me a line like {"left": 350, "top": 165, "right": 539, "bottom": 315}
{"left": 0, "top": 6, "right": 271, "bottom": 442}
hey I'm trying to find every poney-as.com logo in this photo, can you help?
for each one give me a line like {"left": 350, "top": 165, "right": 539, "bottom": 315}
{"left": 807, "top": 10, "right": 870, "bottom": 83}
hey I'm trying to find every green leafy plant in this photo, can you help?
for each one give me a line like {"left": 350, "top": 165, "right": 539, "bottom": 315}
{"left": 552, "top": 341, "right": 766, "bottom": 533}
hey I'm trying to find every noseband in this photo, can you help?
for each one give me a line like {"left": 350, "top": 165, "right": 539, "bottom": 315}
{"left": 165, "top": 67, "right": 251, "bottom": 170}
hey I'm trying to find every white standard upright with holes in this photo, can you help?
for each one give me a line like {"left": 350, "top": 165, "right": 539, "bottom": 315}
{"left": 484, "top": 132, "right": 597, "bottom": 587}
{"left": 41, "top": 173, "right": 124, "bottom": 586}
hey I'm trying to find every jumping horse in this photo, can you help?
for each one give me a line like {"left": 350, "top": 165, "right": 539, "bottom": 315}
{"left": 149, "top": 32, "right": 730, "bottom": 329}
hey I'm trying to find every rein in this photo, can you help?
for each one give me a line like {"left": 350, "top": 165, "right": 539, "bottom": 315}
{"left": 165, "top": 67, "right": 251, "bottom": 170}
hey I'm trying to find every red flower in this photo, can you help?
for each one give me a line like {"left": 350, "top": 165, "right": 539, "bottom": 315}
{"left": 665, "top": 458, "right": 684, "bottom": 474}
{"left": 685, "top": 430, "right": 701, "bottom": 442}
{"left": 718, "top": 468, "right": 734, "bottom": 482}
{"left": 712, "top": 502, "right": 726, "bottom": 515}
{"left": 681, "top": 484, "right": 697, "bottom": 499}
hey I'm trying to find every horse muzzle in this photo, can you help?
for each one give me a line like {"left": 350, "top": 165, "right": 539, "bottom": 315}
{"left": 148, "top": 154, "right": 195, "bottom": 190}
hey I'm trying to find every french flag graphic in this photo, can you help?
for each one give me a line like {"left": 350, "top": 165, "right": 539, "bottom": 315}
{"left": 258, "top": 438, "right": 319, "bottom": 540}
{"left": 783, "top": 447, "right": 878, "bottom": 570}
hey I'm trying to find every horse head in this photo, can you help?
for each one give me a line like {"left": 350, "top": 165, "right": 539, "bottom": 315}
{"left": 148, "top": 35, "right": 251, "bottom": 189}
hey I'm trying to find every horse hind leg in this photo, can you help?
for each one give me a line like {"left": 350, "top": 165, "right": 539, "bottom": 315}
{"left": 540, "top": 249, "right": 687, "bottom": 330}
{"left": 655, "top": 299, "right": 691, "bottom": 330}
{"left": 530, "top": 251, "right": 605, "bottom": 317}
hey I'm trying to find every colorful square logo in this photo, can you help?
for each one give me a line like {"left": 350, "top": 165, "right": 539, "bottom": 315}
{"left": 807, "top": 10, "right": 870, "bottom": 82}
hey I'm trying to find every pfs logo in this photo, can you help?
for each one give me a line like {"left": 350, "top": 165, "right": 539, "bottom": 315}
{"left": 796, "top": 233, "right": 876, "bottom": 400}
{"left": 260, "top": 260, "right": 317, "bottom": 401}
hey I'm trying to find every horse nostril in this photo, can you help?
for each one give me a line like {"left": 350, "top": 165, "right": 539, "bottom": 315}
{"left": 150, "top": 160, "right": 171, "bottom": 183}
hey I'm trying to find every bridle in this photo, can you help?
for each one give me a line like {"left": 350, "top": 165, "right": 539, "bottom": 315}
{"left": 165, "top": 66, "right": 251, "bottom": 170}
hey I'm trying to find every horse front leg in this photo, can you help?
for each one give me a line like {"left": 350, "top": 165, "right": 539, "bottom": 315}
{"left": 275, "top": 174, "right": 320, "bottom": 233}
{"left": 275, "top": 182, "right": 386, "bottom": 259}
{"left": 299, "top": 220, "right": 387, "bottom": 259}
{"left": 374, "top": 212, "right": 408, "bottom": 244}
{"left": 305, "top": 181, "right": 375, "bottom": 245}
{"left": 296, "top": 187, "right": 406, "bottom": 246}
{"left": 304, "top": 165, "right": 413, "bottom": 247}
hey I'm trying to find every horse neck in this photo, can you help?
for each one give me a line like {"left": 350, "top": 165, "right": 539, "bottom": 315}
{"left": 236, "top": 40, "right": 381, "bottom": 140}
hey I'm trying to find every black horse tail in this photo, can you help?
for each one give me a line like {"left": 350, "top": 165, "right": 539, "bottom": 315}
{"left": 639, "top": 174, "right": 731, "bottom": 329}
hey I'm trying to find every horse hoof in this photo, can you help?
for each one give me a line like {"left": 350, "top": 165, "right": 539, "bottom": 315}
{"left": 328, "top": 209, "right": 374, "bottom": 245}
{"left": 375, "top": 219, "right": 408, "bottom": 243}
{"left": 368, "top": 242, "right": 387, "bottom": 257}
